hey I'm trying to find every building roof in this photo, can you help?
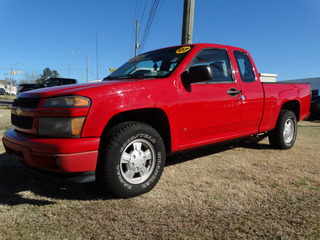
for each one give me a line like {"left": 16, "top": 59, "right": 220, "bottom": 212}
{"left": 283, "top": 77, "right": 320, "bottom": 90}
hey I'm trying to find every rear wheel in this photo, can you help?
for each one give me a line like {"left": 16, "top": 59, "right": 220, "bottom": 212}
{"left": 96, "top": 121, "right": 166, "bottom": 198}
{"left": 268, "top": 110, "right": 297, "bottom": 149}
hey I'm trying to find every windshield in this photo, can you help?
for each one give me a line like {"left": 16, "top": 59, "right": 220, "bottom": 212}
{"left": 104, "top": 46, "right": 193, "bottom": 80}
{"left": 42, "top": 78, "right": 61, "bottom": 87}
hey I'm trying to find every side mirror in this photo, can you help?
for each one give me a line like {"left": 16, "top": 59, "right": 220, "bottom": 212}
{"left": 184, "top": 65, "right": 213, "bottom": 84}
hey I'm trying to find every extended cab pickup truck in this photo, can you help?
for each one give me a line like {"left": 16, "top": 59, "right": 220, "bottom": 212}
{"left": 2, "top": 43, "right": 310, "bottom": 198}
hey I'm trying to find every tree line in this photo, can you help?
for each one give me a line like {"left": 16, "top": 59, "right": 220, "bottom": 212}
{"left": 19, "top": 67, "right": 60, "bottom": 84}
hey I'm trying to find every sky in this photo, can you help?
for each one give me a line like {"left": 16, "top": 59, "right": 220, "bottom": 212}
{"left": 0, "top": 0, "right": 319, "bottom": 83}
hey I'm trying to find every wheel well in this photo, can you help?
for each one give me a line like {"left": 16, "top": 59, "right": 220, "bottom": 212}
{"left": 103, "top": 108, "right": 172, "bottom": 153}
{"left": 281, "top": 100, "right": 300, "bottom": 120}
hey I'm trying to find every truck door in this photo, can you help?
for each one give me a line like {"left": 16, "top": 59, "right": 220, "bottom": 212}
{"left": 233, "top": 51, "right": 264, "bottom": 133}
{"left": 179, "top": 48, "right": 242, "bottom": 148}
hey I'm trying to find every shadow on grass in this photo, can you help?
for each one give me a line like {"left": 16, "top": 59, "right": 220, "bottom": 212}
{"left": 166, "top": 140, "right": 271, "bottom": 166}
{"left": 0, "top": 140, "right": 271, "bottom": 206}
{"left": 0, "top": 153, "right": 111, "bottom": 206}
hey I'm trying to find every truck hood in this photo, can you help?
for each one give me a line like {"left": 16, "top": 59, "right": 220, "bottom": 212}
{"left": 17, "top": 80, "right": 132, "bottom": 99}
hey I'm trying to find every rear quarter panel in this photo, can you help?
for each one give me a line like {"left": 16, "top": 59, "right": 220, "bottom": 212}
{"left": 259, "top": 83, "right": 310, "bottom": 132}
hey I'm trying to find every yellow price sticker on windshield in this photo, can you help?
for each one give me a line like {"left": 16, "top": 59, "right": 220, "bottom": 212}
{"left": 176, "top": 46, "right": 191, "bottom": 54}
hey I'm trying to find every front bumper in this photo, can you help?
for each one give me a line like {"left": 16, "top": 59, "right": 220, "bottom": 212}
{"left": 2, "top": 129, "right": 100, "bottom": 173}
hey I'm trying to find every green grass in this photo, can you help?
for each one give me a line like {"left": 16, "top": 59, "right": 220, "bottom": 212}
{"left": 0, "top": 106, "right": 11, "bottom": 110}
{"left": 0, "top": 95, "right": 16, "bottom": 101}
{"left": 298, "top": 121, "right": 320, "bottom": 137}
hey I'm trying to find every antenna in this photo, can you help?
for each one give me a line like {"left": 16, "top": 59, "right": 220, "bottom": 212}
{"left": 96, "top": 30, "right": 99, "bottom": 80}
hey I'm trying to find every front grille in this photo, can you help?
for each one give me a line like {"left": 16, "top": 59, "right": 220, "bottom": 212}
{"left": 12, "top": 114, "right": 33, "bottom": 129}
{"left": 13, "top": 98, "right": 41, "bottom": 109}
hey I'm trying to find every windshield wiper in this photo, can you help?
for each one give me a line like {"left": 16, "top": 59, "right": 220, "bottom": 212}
{"left": 103, "top": 76, "right": 119, "bottom": 80}
{"left": 123, "top": 74, "right": 146, "bottom": 79}
{"left": 104, "top": 74, "right": 149, "bottom": 80}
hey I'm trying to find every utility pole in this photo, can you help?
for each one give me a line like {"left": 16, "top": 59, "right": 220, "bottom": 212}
{"left": 181, "top": 0, "right": 195, "bottom": 45}
{"left": 10, "top": 65, "right": 12, "bottom": 96}
{"left": 135, "top": 20, "right": 139, "bottom": 57}
{"left": 10, "top": 62, "right": 24, "bottom": 95}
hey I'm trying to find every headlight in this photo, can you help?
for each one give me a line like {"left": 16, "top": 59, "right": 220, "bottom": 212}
{"left": 42, "top": 96, "right": 91, "bottom": 108}
{"left": 38, "top": 117, "right": 85, "bottom": 138}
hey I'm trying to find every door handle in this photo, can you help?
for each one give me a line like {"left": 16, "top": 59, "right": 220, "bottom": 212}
{"left": 227, "top": 88, "right": 241, "bottom": 97}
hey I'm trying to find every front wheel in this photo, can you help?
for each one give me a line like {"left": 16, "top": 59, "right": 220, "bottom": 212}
{"left": 96, "top": 122, "right": 166, "bottom": 198}
{"left": 268, "top": 110, "right": 297, "bottom": 149}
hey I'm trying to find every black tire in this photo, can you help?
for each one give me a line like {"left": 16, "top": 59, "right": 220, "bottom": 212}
{"left": 96, "top": 121, "right": 166, "bottom": 198}
{"left": 268, "top": 110, "right": 297, "bottom": 149}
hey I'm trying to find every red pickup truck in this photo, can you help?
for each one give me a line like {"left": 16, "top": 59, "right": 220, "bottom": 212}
{"left": 2, "top": 43, "right": 310, "bottom": 198}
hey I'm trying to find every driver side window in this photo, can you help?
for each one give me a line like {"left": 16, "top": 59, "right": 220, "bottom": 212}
{"left": 189, "top": 49, "right": 233, "bottom": 82}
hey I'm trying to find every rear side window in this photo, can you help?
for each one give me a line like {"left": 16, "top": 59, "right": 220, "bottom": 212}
{"left": 189, "top": 49, "right": 234, "bottom": 82}
{"left": 234, "top": 51, "right": 256, "bottom": 83}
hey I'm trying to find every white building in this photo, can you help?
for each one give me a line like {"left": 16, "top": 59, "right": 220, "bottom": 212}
{"left": 0, "top": 80, "right": 17, "bottom": 95}
{"left": 283, "top": 77, "right": 320, "bottom": 98}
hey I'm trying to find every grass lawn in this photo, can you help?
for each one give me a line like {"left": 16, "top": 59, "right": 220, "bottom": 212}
{"left": 0, "top": 95, "right": 16, "bottom": 101}
{"left": 0, "top": 115, "right": 319, "bottom": 239}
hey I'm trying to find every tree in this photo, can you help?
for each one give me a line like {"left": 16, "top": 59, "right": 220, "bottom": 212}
{"left": 36, "top": 68, "right": 60, "bottom": 83}
{"left": 21, "top": 72, "right": 41, "bottom": 84}
{"left": 10, "top": 79, "right": 18, "bottom": 86}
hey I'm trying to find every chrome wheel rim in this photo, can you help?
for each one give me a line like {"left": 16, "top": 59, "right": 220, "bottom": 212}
{"left": 120, "top": 139, "right": 156, "bottom": 184}
{"left": 283, "top": 119, "right": 294, "bottom": 144}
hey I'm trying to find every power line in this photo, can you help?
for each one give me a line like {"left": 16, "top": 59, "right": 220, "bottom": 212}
{"left": 138, "top": 0, "right": 161, "bottom": 54}
{"left": 132, "top": 0, "right": 162, "bottom": 55}
{"left": 139, "top": 0, "right": 148, "bottom": 33}
{"left": 130, "top": 0, "right": 140, "bottom": 58}
{"left": 139, "top": 0, "right": 158, "bottom": 52}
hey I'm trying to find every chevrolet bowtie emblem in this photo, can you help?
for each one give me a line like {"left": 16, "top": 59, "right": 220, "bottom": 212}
{"left": 16, "top": 108, "right": 22, "bottom": 116}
